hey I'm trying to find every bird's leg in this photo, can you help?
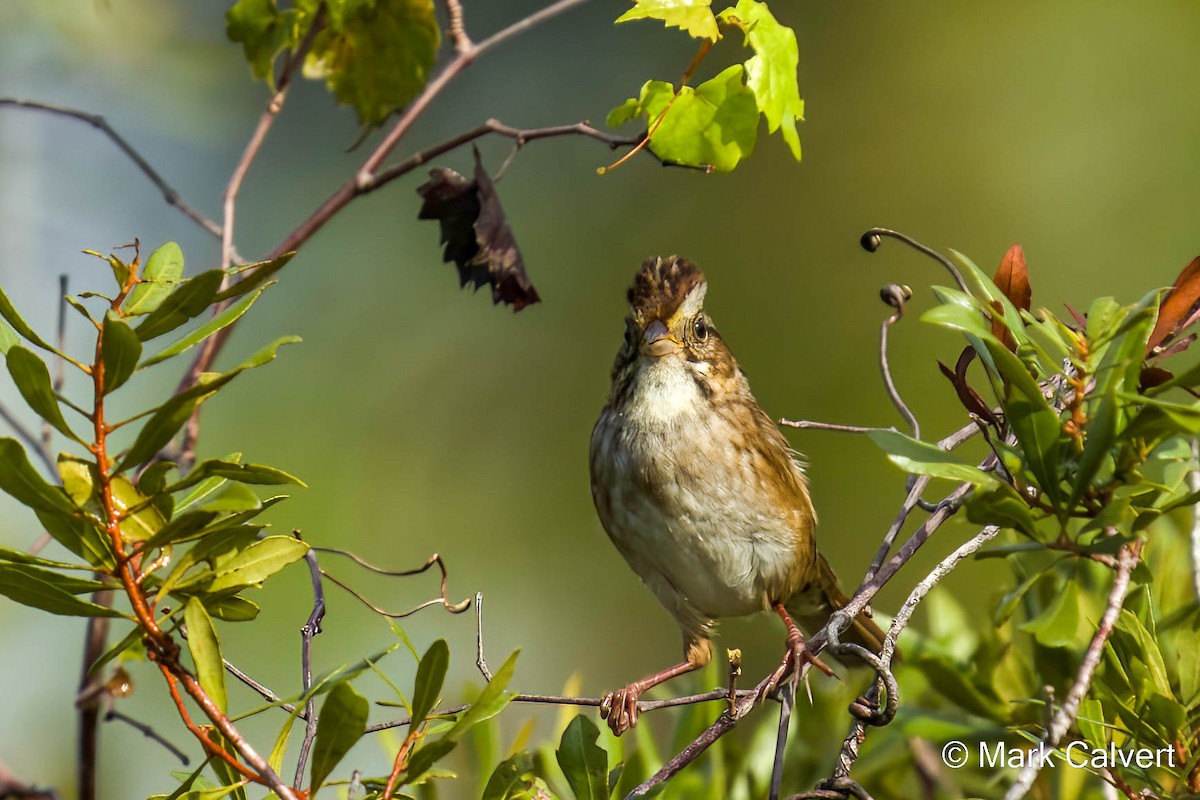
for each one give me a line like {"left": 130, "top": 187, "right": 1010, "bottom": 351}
{"left": 763, "top": 602, "right": 836, "bottom": 699}
{"left": 600, "top": 660, "right": 700, "bottom": 736}
{"left": 601, "top": 638, "right": 710, "bottom": 736}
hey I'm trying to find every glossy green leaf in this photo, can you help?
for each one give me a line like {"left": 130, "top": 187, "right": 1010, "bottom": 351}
{"left": 0, "top": 566, "right": 124, "bottom": 617}
{"left": 141, "top": 282, "right": 273, "bottom": 368}
{"left": 309, "top": 680, "right": 369, "bottom": 789}
{"left": 58, "top": 454, "right": 95, "bottom": 507}
{"left": 406, "top": 738, "right": 457, "bottom": 783}
{"left": 35, "top": 508, "right": 115, "bottom": 570}
{"left": 616, "top": 0, "right": 719, "bottom": 40}
{"left": 966, "top": 483, "right": 1040, "bottom": 539}
{"left": 0, "top": 546, "right": 90, "bottom": 571}
{"left": 0, "top": 438, "right": 74, "bottom": 515}
{"left": 99, "top": 312, "right": 142, "bottom": 392}
{"left": 1006, "top": 396, "right": 1064, "bottom": 507}
{"left": 482, "top": 752, "right": 538, "bottom": 800}
{"left": 134, "top": 269, "right": 224, "bottom": 342}
{"left": 156, "top": 527, "right": 259, "bottom": 601}
{"left": 1070, "top": 383, "right": 1118, "bottom": 510}
{"left": 1019, "top": 572, "right": 1080, "bottom": 647}
{"left": 0, "top": 282, "right": 75, "bottom": 361}
{"left": 168, "top": 459, "right": 305, "bottom": 494}
{"left": 87, "top": 624, "right": 145, "bottom": 677}
{"left": 412, "top": 639, "right": 450, "bottom": 724}
{"left": 140, "top": 510, "right": 222, "bottom": 551}
{"left": 6, "top": 346, "right": 80, "bottom": 442}
{"left": 111, "top": 476, "right": 166, "bottom": 542}
{"left": 556, "top": 715, "right": 609, "bottom": 800}
{"left": 1114, "top": 610, "right": 1171, "bottom": 696}
{"left": 718, "top": 0, "right": 803, "bottom": 159}
{"left": 214, "top": 253, "right": 295, "bottom": 302}
{"left": 197, "top": 483, "right": 263, "bottom": 513}
{"left": 184, "top": 597, "right": 227, "bottom": 713}
{"left": 640, "top": 65, "right": 759, "bottom": 172}
{"left": 867, "top": 429, "right": 996, "bottom": 486}
{"left": 445, "top": 649, "right": 519, "bottom": 741}
{"left": 305, "top": 0, "right": 440, "bottom": 126}
{"left": 124, "top": 242, "right": 184, "bottom": 316}
{"left": 204, "top": 595, "right": 261, "bottom": 622}
{"left": 0, "top": 317, "right": 18, "bottom": 354}
{"left": 0, "top": 563, "right": 109, "bottom": 594}
{"left": 207, "top": 535, "right": 308, "bottom": 592}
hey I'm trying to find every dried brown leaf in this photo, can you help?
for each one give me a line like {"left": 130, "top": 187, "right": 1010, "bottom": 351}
{"left": 416, "top": 147, "right": 540, "bottom": 312}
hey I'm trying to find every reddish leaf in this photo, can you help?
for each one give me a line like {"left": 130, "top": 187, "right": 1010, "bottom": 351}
{"left": 993, "top": 244, "right": 1032, "bottom": 311}
{"left": 416, "top": 147, "right": 540, "bottom": 312}
{"left": 937, "top": 347, "right": 1002, "bottom": 431}
{"left": 1139, "top": 367, "right": 1174, "bottom": 393}
{"left": 991, "top": 245, "right": 1031, "bottom": 351}
{"left": 1146, "top": 256, "right": 1200, "bottom": 358}
{"left": 1063, "top": 303, "right": 1088, "bottom": 331}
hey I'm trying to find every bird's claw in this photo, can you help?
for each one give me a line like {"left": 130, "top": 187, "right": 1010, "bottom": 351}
{"left": 599, "top": 684, "right": 641, "bottom": 735}
{"left": 761, "top": 627, "right": 836, "bottom": 701}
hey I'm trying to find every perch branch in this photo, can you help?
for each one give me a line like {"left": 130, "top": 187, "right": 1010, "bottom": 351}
{"left": 293, "top": 542, "right": 326, "bottom": 788}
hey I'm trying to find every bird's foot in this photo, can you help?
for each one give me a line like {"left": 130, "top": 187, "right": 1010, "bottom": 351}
{"left": 600, "top": 683, "right": 642, "bottom": 735}
{"left": 761, "top": 612, "right": 837, "bottom": 701}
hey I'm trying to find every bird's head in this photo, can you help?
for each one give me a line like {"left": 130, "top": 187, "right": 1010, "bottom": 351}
{"left": 610, "top": 256, "right": 736, "bottom": 388}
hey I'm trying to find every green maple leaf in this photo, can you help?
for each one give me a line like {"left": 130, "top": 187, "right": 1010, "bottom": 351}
{"left": 719, "top": 0, "right": 804, "bottom": 160}
{"left": 304, "top": 0, "right": 441, "bottom": 126}
{"left": 631, "top": 64, "right": 759, "bottom": 172}
{"left": 616, "top": 0, "right": 721, "bottom": 41}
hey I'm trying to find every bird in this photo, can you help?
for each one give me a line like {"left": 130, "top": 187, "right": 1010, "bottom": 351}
{"left": 588, "top": 255, "right": 886, "bottom": 735}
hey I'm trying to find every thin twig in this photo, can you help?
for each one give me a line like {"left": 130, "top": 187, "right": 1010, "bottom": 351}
{"left": 366, "top": 688, "right": 756, "bottom": 734}
{"left": 1002, "top": 542, "right": 1141, "bottom": 800}
{"left": 315, "top": 549, "right": 472, "bottom": 615}
{"left": 778, "top": 420, "right": 882, "bottom": 434}
{"left": 104, "top": 709, "right": 190, "bottom": 765}
{"left": 860, "top": 228, "right": 970, "bottom": 294}
{"left": 0, "top": 99, "right": 223, "bottom": 239}
{"left": 443, "top": 0, "right": 472, "bottom": 52}
{"left": 829, "top": 525, "right": 1002, "bottom": 782}
{"left": 0, "top": 401, "right": 55, "bottom": 476}
{"left": 294, "top": 542, "right": 326, "bottom": 788}
{"left": 475, "top": 592, "right": 493, "bottom": 681}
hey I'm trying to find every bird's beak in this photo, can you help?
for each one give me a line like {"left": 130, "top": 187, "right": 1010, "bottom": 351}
{"left": 641, "top": 319, "right": 682, "bottom": 358}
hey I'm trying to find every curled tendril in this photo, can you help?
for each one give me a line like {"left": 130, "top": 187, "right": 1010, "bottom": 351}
{"left": 861, "top": 227, "right": 970, "bottom": 294}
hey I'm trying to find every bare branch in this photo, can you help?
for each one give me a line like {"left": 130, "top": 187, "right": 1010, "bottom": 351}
{"left": 1002, "top": 542, "right": 1141, "bottom": 800}
{"left": 860, "top": 228, "right": 970, "bottom": 295}
{"left": 828, "top": 525, "right": 1002, "bottom": 782}
{"left": 0, "top": 400, "right": 55, "bottom": 476}
{"left": 475, "top": 591, "right": 493, "bottom": 681}
{"left": 293, "top": 542, "right": 326, "bottom": 788}
{"left": 0, "top": 99, "right": 223, "bottom": 240}
{"left": 104, "top": 709, "right": 190, "bottom": 765}
{"left": 75, "top": 589, "right": 114, "bottom": 800}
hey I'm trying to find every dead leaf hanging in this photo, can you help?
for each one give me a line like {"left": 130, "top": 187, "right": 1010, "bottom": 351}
{"left": 416, "top": 147, "right": 540, "bottom": 312}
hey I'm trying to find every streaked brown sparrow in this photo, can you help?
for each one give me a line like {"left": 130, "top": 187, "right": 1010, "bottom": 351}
{"left": 589, "top": 256, "right": 885, "bottom": 735}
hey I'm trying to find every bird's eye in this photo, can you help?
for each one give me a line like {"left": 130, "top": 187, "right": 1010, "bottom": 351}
{"left": 692, "top": 317, "right": 708, "bottom": 340}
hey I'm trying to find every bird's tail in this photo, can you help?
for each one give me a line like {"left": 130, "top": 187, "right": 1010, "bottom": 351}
{"left": 786, "top": 553, "right": 887, "bottom": 657}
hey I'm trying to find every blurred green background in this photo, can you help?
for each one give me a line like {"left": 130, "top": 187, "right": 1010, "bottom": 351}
{"left": 2, "top": 1, "right": 1199, "bottom": 797}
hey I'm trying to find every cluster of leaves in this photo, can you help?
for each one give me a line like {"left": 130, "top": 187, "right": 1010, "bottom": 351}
{"left": 608, "top": 0, "right": 804, "bottom": 171}
{"left": 865, "top": 246, "right": 1200, "bottom": 796}
{"left": 227, "top": 0, "right": 440, "bottom": 126}
{"left": 0, "top": 241, "right": 304, "bottom": 626}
